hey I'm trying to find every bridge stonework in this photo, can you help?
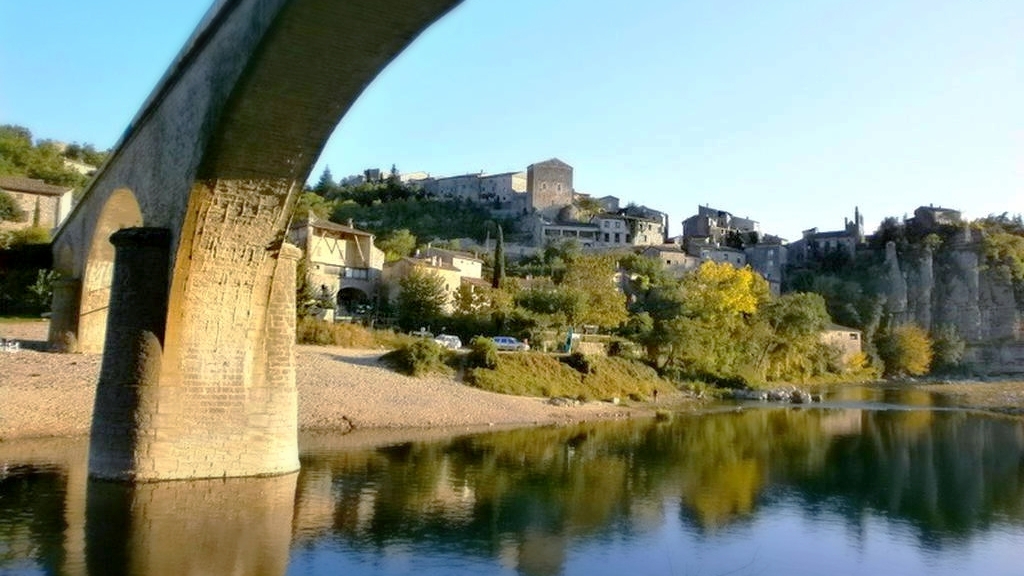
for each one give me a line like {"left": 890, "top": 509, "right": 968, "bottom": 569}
{"left": 51, "top": 0, "right": 462, "bottom": 480}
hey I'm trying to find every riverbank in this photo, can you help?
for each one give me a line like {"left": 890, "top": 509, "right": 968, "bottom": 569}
{"left": 4, "top": 320, "right": 1023, "bottom": 440}
{"left": 0, "top": 320, "right": 677, "bottom": 441}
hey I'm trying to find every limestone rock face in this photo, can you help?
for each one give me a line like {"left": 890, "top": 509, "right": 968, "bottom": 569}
{"left": 879, "top": 236, "right": 1023, "bottom": 374}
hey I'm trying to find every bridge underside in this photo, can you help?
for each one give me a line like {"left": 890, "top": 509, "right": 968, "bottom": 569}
{"left": 50, "top": 0, "right": 461, "bottom": 481}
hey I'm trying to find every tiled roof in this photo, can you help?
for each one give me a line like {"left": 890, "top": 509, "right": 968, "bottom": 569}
{"left": 399, "top": 257, "right": 462, "bottom": 273}
{"left": 825, "top": 323, "right": 861, "bottom": 333}
{"left": 644, "top": 244, "right": 688, "bottom": 254}
{"left": 424, "top": 247, "right": 484, "bottom": 263}
{"left": 461, "top": 276, "right": 492, "bottom": 287}
{"left": 292, "top": 216, "right": 373, "bottom": 237}
{"left": 0, "top": 175, "right": 72, "bottom": 196}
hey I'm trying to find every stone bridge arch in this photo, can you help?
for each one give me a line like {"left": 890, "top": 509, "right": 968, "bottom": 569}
{"left": 56, "top": 0, "right": 462, "bottom": 481}
{"left": 79, "top": 189, "right": 144, "bottom": 353}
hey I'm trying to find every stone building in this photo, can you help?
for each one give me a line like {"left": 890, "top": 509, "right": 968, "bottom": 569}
{"left": 381, "top": 256, "right": 467, "bottom": 314}
{"left": 532, "top": 217, "right": 600, "bottom": 248}
{"left": 480, "top": 171, "right": 527, "bottom": 204}
{"left": 641, "top": 244, "right": 701, "bottom": 277}
{"left": 910, "top": 205, "right": 962, "bottom": 230}
{"left": 527, "top": 158, "right": 574, "bottom": 219}
{"left": 681, "top": 205, "right": 759, "bottom": 245}
{"left": 820, "top": 323, "right": 863, "bottom": 364}
{"left": 789, "top": 207, "right": 865, "bottom": 265}
{"left": 288, "top": 216, "right": 385, "bottom": 315}
{"left": 0, "top": 175, "right": 74, "bottom": 233}
{"left": 744, "top": 242, "right": 787, "bottom": 295}
{"left": 594, "top": 212, "right": 665, "bottom": 248}
{"left": 411, "top": 170, "right": 528, "bottom": 215}
{"left": 421, "top": 246, "right": 484, "bottom": 279}
{"left": 696, "top": 245, "right": 747, "bottom": 268}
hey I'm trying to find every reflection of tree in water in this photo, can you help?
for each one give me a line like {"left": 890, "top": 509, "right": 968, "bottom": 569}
{"left": 294, "top": 409, "right": 1024, "bottom": 574}
{"left": 0, "top": 466, "right": 67, "bottom": 573}
{"left": 793, "top": 411, "right": 1024, "bottom": 544}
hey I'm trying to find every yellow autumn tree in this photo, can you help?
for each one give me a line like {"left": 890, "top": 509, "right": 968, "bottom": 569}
{"left": 878, "top": 324, "right": 933, "bottom": 377}
{"left": 655, "top": 262, "right": 770, "bottom": 382}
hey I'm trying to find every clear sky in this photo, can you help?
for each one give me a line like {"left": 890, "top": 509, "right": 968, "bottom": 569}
{"left": 1, "top": 0, "right": 1021, "bottom": 241}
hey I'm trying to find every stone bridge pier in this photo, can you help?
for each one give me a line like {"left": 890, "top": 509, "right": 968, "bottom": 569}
{"left": 49, "top": 0, "right": 462, "bottom": 481}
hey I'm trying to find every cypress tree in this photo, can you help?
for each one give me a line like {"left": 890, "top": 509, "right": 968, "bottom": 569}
{"left": 492, "top": 224, "right": 505, "bottom": 289}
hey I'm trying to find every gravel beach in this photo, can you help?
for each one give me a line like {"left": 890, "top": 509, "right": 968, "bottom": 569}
{"left": 0, "top": 320, "right": 637, "bottom": 440}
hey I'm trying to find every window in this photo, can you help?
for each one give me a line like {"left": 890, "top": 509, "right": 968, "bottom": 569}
{"left": 614, "top": 233, "right": 621, "bottom": 243}
{"left": 849, "top": 333, "right": 859, "bottom": 340}
{"left": 604, "top": 233, "right": 610, "bottom": 242}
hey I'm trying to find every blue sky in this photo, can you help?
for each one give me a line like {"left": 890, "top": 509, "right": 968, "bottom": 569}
{"left": 1, "top": 0, "right": 1021, "bottom": 240}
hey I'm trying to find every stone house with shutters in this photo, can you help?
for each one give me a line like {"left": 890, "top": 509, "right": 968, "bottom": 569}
{"left": 288, "top": 215, "right": 385, "bottom": 314}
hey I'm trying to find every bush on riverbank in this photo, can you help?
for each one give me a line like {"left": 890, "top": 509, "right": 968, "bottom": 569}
{"left": 466, "top": 352, "right": 670, "bottom": 402}
{"left": 380, "top": 338, "right": 454, "bottom": 377}
{"left": 296, "top": 317, "right": 411, "bottom": 349}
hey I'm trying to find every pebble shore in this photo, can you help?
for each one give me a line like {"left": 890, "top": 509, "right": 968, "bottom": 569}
{"left": 0, "top": 320, "right": 636, "bottom": 441}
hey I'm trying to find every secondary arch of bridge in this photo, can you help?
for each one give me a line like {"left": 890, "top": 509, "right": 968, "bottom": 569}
{"left": 75, "top": 0, "right": 462, "bottom": 481}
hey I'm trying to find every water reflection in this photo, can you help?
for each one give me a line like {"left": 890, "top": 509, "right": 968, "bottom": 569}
{"left": 84, "top": 474, "right": 296, "bottom": 576}
{"left": 2, "top": 407, "right": 1023, "bottom": 575}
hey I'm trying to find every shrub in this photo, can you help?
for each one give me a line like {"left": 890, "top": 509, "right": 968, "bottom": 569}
{"left": 878, "top": 324, "right": 933, "bottom": 377}
{"left": 295, "top": 317, "right": 407, "bottom": 349}
{"left": 467, "top": 352, "right": 670, "bottom": 402}
{"left": 561, "top": 352, "right": 595, "bottom": 375}
{"left": 931, "top": 324, "right": 966, "bottom": 373}
{"left": 466, "top": 336, "right": 498, "bottom": 369}
{"left": 381, "top": 339, "right": 452, "bottom": 377}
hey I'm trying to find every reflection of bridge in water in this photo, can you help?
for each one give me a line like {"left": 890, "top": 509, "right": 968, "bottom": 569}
{"left": 4, "top": 410, "right": 1024, "bottom": 575}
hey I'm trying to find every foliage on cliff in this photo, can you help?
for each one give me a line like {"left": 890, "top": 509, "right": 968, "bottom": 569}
{"left": 977, "top": 214, "right": 1024, "bottom": 299}
{"left": 786, "top": 211, "right": 1024, "bottom": 377}
{"left": 0, "top": 124, "right": 107, "bottom": 195}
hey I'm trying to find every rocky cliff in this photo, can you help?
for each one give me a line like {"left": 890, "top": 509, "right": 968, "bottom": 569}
{"left": 880, "top": 228, "right": 1024, "bottom": 375}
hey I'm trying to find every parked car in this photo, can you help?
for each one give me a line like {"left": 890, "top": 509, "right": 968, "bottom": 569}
{"left": 492, "top": 336, "right": 529, "bottom": 352}
{"left": 433, "top": 334, "right": 462, "bottom": 350}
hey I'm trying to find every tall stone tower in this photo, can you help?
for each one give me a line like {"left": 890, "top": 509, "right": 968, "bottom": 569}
{"left": 527, "top": 158, "right": 573, "bottom": 219}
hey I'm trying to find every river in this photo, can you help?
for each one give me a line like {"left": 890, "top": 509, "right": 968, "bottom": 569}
{"left": 2, "top": 396, "right": 1023, "bottom": 575}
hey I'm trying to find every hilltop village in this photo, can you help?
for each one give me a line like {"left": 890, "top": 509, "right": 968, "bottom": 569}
{"left": 3, "top": 138, "right": 1022, "bottom": 381}
{"left": 292, "top": 158, "right": 956, "bottom": 315}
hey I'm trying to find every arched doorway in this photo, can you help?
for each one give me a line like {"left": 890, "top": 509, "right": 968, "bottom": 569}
{"left": 337, "top": 287, "right": 370, "bottom": 316}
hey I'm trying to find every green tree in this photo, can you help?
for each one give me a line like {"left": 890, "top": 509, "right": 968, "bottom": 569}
{"left": 396, "top": 268, "right": 448, "bottom": 331}
{"left": 515, "top": 286, "right": 587, "bottom": 327}
{"left": 643, "top": 262, "right": 769, "bottom": 382}
{"left": 878, "top": 324, "right": 933, "bottom": 377}
{"left": 0, "top": 190, "right": 26, "bottom": 223}
{"left": 0, "top": 124, "right": 101, "bottom": 195}
{"left": 754, "top": 292, "right": 831, "bottom": 381}
{"left": 313, "top": 166, "right": 335, "bottom": 196}
{"left": 492, "top": 224, "right": 505, "bottom": 288}
{"left": 27, "top": 269, "right": 58, "bottom": 311}
{"left": 293, "top": 191, "right": 334, "bottom": 221}
{"left": 930, "top": 324, "right": 966, "bottom": 373}
{"left": 560, "top": 254, "right": 628, "bottom": 329}
{"left": 378, "top": 228, "right": 417, "bottom": 262}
